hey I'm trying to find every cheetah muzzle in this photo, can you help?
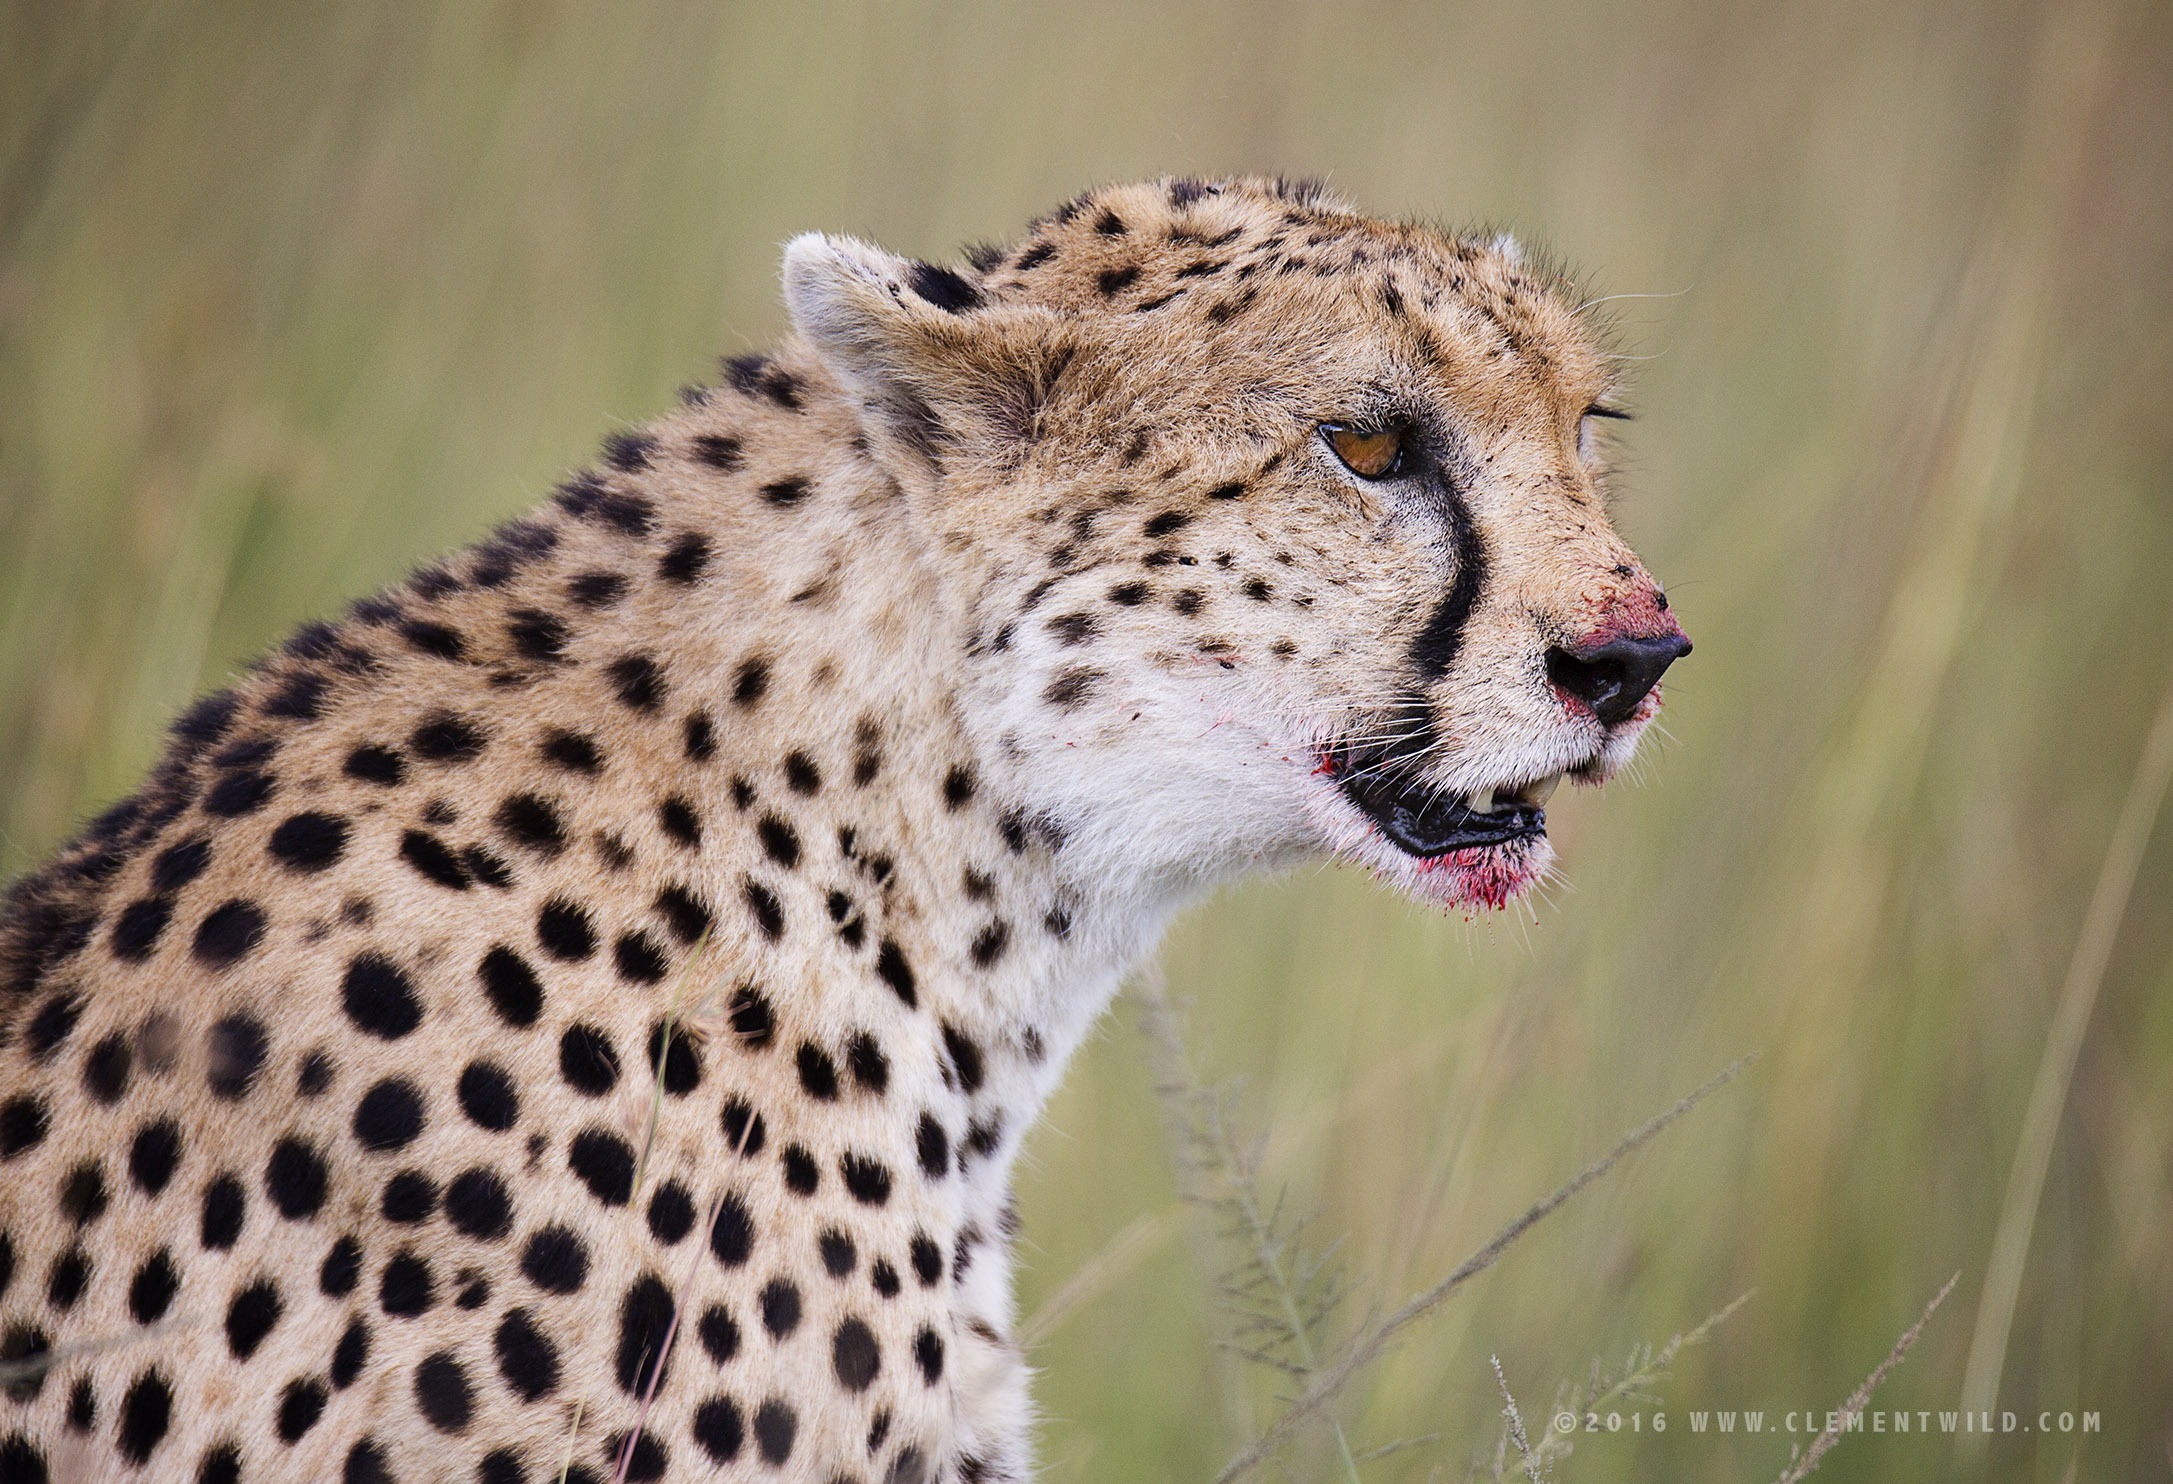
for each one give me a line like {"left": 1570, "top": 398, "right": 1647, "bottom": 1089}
{"left": 0, "top": 176, "right": 1688, "bottom": 1484}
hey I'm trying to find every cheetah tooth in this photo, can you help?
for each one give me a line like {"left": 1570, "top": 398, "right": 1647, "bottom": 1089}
{"left": 1469, "top": 788, "right": 1496, "bottom": 815}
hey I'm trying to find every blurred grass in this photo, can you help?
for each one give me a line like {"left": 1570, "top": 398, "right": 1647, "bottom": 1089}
{"left": 6, "top": 1, "right": 2173, "bottom": 1478}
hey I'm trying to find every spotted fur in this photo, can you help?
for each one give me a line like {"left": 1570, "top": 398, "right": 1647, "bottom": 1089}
{"left": 0, "top": 178, "right": 1683, "bottom": 1483}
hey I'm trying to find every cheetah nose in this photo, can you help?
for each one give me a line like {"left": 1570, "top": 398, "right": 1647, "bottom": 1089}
{"left": 1545, "top": 632, "right": 1691, "bottom": 727}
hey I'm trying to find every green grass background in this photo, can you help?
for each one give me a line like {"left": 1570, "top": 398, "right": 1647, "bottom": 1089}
{"left": 5, "top": 2, "right": 2171, "bottom": 1478}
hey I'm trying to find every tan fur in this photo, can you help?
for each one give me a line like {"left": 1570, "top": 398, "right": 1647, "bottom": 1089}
{"left": 0, "top": 178, "right": 1682, "bottom": 1483}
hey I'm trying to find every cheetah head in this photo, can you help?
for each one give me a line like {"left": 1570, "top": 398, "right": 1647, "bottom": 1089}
{"left": 784, "top": 178, "right": 1687, "bottom": 916}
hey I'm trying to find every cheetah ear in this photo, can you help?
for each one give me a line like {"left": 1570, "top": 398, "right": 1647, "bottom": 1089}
{"left": 783, "top": 232, "right": 1072, "bottom": 480}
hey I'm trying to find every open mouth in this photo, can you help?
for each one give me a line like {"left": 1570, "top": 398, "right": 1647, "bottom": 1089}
{"left": 1330, "top": 752, "right": 1561, "bottom": 858}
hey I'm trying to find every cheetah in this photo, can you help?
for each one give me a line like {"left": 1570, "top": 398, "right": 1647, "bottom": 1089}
{"left": 0, "top": 176, "right": 1688, "bottom": 1483}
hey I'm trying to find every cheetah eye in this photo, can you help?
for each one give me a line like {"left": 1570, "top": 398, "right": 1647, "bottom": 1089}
{"left": 1321, "top": 424, "right": 1407, "bottom": 480}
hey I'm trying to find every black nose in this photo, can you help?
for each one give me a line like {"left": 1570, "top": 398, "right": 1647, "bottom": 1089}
{"left": 1545, "top": 633, "right": 1691, "bottom": 727}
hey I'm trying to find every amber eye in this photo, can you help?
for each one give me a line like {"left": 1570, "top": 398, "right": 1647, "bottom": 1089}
{"left": 1323, "top": 424, "right": 1406, "bottom": 479}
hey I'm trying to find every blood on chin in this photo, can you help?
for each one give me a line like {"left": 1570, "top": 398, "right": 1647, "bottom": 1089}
{"left": 1399, "top": 837, "right": 1549, "bottom": 913}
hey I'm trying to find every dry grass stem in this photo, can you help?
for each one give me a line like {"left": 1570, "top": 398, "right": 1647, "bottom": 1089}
{"left": 1209, "top": 1054, "right": 1754, "bottom": 1483}
{"left": 1772, "top": 1272, "right": 1958, "bottom": 1484}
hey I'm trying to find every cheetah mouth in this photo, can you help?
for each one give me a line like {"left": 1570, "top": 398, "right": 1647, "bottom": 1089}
{"left": 1328, "top": 751, "right": 1560, "bottom": 858}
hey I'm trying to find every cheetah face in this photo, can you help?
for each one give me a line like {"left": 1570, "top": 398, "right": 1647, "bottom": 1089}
{"left": 786, "top": 179, "right": 1688, "bottom": 914}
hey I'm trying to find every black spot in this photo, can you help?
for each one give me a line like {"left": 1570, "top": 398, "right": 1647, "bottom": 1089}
{"left": 647, "top": 1020, "right": 702, "bottom": 1093}
{"left": 659, "top": 532, "right": 712, "bottom": 584}
{"left": 276, "top": 1377, "right": 327, "bottom": 1443}
{"left": 556, "top": 472, "right": 655, "bottom": 538}
{"left": 107, "top": 896, "right": 172, "bottom": 963}
{"left": 343, "top": 952, "right": 423, "bottom": 1039}
{"left": 795, "top": 1042, "right": 839, "bottom": 1101}
{"left": 330, "top": 1316, "right": 370, "bottom": 1389}
{"left": 116, "top": 1369, "right": 173, "bottom": 1464}
{"left": 569, "top": 1128, "right": 635, "bottom": 1206}
{"left": 783, "top": 751, "right": 821, "bottom": 794}
{"left": 537, "top": 898, "right": 596, "bottom": 960}
{"left": 691, "top": 1307, "right": 740, "bottom": 1369}
{"left": 1044, "top": 904, "right": 1074, "bottom": 939}
{"left": 599, "top": 932, "right": 664, "bottom": 992}
{"left": 916, "top": 1114, "right": 949, "bottom": 1179}
{"left": 819, "top": 1229, "right": 857, "bottom": 1278}
{"left": 724, "top": 354, "right": 804, "bottom": 408}
{"left": 1016, "top": 241, "right": 1056, "bottom": 270}
{"left": 507, "top": 608, "right": 569, "bottom": 664}
{"left": 225, "top": 1280, "right": 282, "bottom": 1359}
{"left": 912, "top": 1327, "right": 945, "bottom": 1384}
{"left": 732, "top": 658, "right": 770, "bottom": 707}
{"left": 296, "top": 1048, "right": 335, "bottom": 1096}
{"left": 971, "top": 920, "right": 1010, "bottom": 968}
{"left": 875, "top": 940, "right": 916, "bottom": 1007}
{"left": 201, "top": 1013, "right": 268, "bottom": 1100}
{"left": 602, "top": 430, "right": 653, "bottom": 471}
{"left": 1171, "top": 588, "right": 1203, "bottom": 615}
{"left": 833, "top": 1318, "right": 881, "bottom": 1391}
{"left": 642, "top": 1181, "right": 694, "bottom": 1246}
{"left": 344, "top": 1440, "right": 393, "bottom": 1484}
{"left": 268, "top": 811, "right": 349, "bottom": 872}
{"left": 757, "top": 1277, "right": 801, "bottom": 1339}
{"left": 129, "top": 1119, "right": 182, "bottom": 1194}
{"left": 202, "top": 764, "right": 275, "bottom": 825}
{"left": 731, "top": 776, "right": 756, "bottom": 808}
{"left": 719, "top": 1099, "right": 767, "bottom": 1157}
{"left": 1144, "top": 509, "right": 1192, "bottom": 538}
{"left": 943, "top": 1023, "right": 986, "bottom": 1093}
{"left": 842, "top": 1033, "right": 888, "bottom": 1096}
{"left": 609, "top": 1432, "right": 668, "bottom": 1483}
{"left": 692, "top": 1395, "right": 743, "bottom": 1463}
{"left": 58, "top": 1161, "right": 107, "bottom": 1225}
{"left": 171, "top": 690, "right": 241, "bottom": 754}
{"left": 1208, "top": 481, "right": 1246, "bottom": 501}
{"left": 66, "top": 1375, "right": 93, "bottom": 1432}
{"left": 756, "top": 815, "right": 799, "bottom": 867}
{"left": 781, "top": 1145, "right": 819, "bottom": 1196}
{"left": 320, "top": 1235, "right": 362, "bottom": 1296}
{"left": 150, "top": 834, "right": 214, "bottom": 892}
{"left": 753, "top": 1399, "right": 796, "bottom": 1464}
{"left": 414, "top": 1351, "right": 472, "bottom": 1434}
{"left": 441, "top": 1167, "right": 512, "bottom": 1241}
{"left": 616, "top": 1273, "right": 678, "bottom": 1395}
{"left": 653, "top": 885, "right": 713, "bottom": 946}
{"left": 727, "top": 986, "right": 774, "bottom": 1046}
{"left": 682, "top": 712, "right": 717, "bottom": 764}
{"left": 378, "top": 1251, "right": 435, "bottom": 1316}
{"left": 742, "top": 878, "right": 783, "bottom": 940}
{"left": 538, "top": 729, "right": 602, "bottom": 775}
{"left": 911, "top": 1232, "right": 946, "bottom": 1288}
{"left": 23, "top": 995, "right": 82, "bottom": 1060}
{"left": 569, "top": 570, "right": 629, "bottom": 608}
{"left": 761, "top": 475, "right": 812, "bottom": 509}
{"left": 710, "top": 1190, "right": 756, "bottom": 1267}
{"left": 521, "top": 1225, "right": 588, "bottom": 1294}
{"left": 692, "top": 434, "right": 742, "bottom": 470}
{"left": 607, "top": 653, "right": 667, "bottom": 713}
{"left": 657, "top": 796, "right": 701, "bottom": 847}
{"left": 81, "top": 1032, "right": 130, "bottom": 1104}
{"left": 192, "top": 899, "right": 266, "bottom": 968}
{"left": 457, "top": 842, "right": 512, "bottom": 888}
{"left": 353, "top": 1078, "right": 426, "bottom": 1153}
{"left": 840, "top": 1153, "right": 892, "bottom": 1206}
{"left": 477, "top": 946, "right": 543, "bottom": 1026}
{"left": 46, "top": 1247, "right": 89, "bottom": 1309}
{"left": 265, "top": 1137, "right": 329, "bottom": 1218}
{"left": 381, "top": 1169, "right": 438, "bottom": 1223}
{"left": 872, "top": 1260, "right": 901, "bottom": 1298}
{"left": 559, "top": 1024, "right": 620, "bottom": 1096}
{"left": 400, "top": 621, "right": 467, "bottom": 661}
{"left": 494, "top": 1308, "right": 560, "bottom": 1401}
{"left": 344, "top": 744, "right": 405, "bottom": 786}
{"left": 906, "top": 260, "right": 983, "bottom": 312}
{"left": 410, "top": 712, "right": 487, "bottom": 763}
{"left": 0, "top": 1324, "right": 49, "bottom": 1403}
{"left": 201, "top": 1174, "right": 246, "bottom": 1248}
{"left": 400, "top": 829, "right": 471, "bottom": 889}
{"left": 127, "top": 1249, "right": 178, "bottom": 1322}
{"left": 494, "top": 793, "right": 567, "bottom": 857}
{"left": 1098, "top": 264, "right": 1141, "bottom": 295}
{"left": 1043, "top": 665, "right": 1102, "bottom": 708}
